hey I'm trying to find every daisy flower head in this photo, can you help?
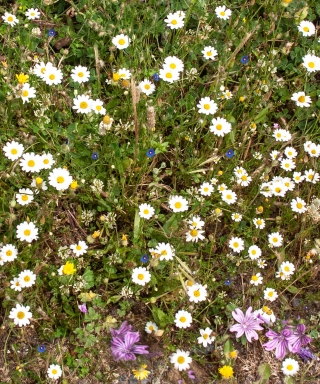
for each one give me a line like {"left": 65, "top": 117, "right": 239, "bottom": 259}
{"left": 132, "top": 266, "right": 151, "bottom": 286}
{"left": 145, "top": 321, "right": 158, "bottom": 334}
{"left": 248, "top": 245, "right": 262, "bottom": 260}
{"left": 291, "top": 91, "right": 311, "bottom": 108}
{"left": 215, "top": 5, "right": 232, "bottom": 20}
{"left": 159, "top": 67, "right": 180, "bottom": 83}
{"left": 273, "top": 128, "right": 292, "bottom": 142}
{"left": 202, "top": 46, "right": 218, "bottom": 60}
{"left": 250, "top": 272, "right": 263, "bottom": 286}
{"left": 10, "top": 277, "right": 22, "bottom": 292}
{"left": 168, "top": 195, "right": 189, "bottom": 213}
{"left": 187, "top": 283, "right": 207, "bottom": 302}
{"left": 284, "top": 146, "right": 297, "bottom": 159}
{"left": 92, "top": 99, "right": 106, "bottom": 115}
{"left": 164, "top": 12, "right": 184, "bottom": 29}
{"left": 16, "top": 188, "right": 34, "bottom": 206}
{"left": 188, "top": 216, "right": 205, "bottom": 229}
{"left": 298, "top": 21, "right": 315, "bottom": 36}
{"left": 209, "top": 117, "right": 232, "bottom": 137}
{"left": 253, "top": 218, "right": 265, "bottom": 229}
{"left": 280, "top": 261, "right": 295, "bottom": 276}
{"left": 186, "top": 228, "right": 205, "bottom": 243}
{"left": 163, "top": 56, "right": 184, "bottom": 73}
{"left": 112, "top": 34, "right": 131, "bottom": 49}
{"left": 154, "top": 242, "right": 175, "bottom": 261}
{"left": 270, "top": 180, "right": 288, "bottom": 197}
{"left": 221, "top": 189, "right": 237, "bottom": 205}
{"left": 264, "top": 287, "right": 278, "bottom": 302}
{"left": 3, "top": 140, "right": 24, "bottom": 161}
{"left": 16, "top": 221, "right": 39, "bottom": 243}
{"left": 138, "top": 79, "right": 155, "bottom": 96}
{"left": 139, "top": 203, "right": 155, "bottom": 220}
{"left": 174, "top": 310, "right": 192, "bottom": 329}
{"left": 0, "top": 244, "right": 18, "bottom": 263}
{"left": 33, "top": 61, "right": 52, "bottom": 79}
{"left": 117, "top": 68, "right": 131, "bottom": 80}
{"left": 25, "top": 8, "right": 40, "bottom": 20}
{"left": 197, "top": 97, "right": 218, "bottom": 115}
{"left": 20, "top": 83, "right": 36, "bottom": 104}
{"left": 268, "top": 232, "right": 283, "bottom": 248}
{"left": 255, "top": 306, "right": 276, "bottom": 324}
{"left": 48, "top": 167, "right": 73, "bottom": 191}
{"left": 72, "top": 94, "right": 93, "bottom": 114}
{"left": 229, "top": 236, "right": 244, "bottom": 253}
{"left": 236, "top": 174, "right": 252, "bottom": 187}
{"left": 217, "top": 183, "right": 228, "bottom": 193}
{"left": 233, "top": 166, "right": 248, "bottom": 177}
{"left": 70, "top": 65, "right": 90, "bottom": 83}
{"left": 280, "top": 158, "right": 296, "bottom": 172}
{"left": 2, "top": 12, "right": 19, "bottom": 26}
{"left": 257, "top": 259, "right": 267, "bottom": 269}
{"left": 231, "top": 213, "right": 242, "bottom": 222}
{"left": 292, "top": 172, "right": 304, "bottom": 184}
{"left": 199, "top": 182, "right": 213, "bottom": 196}
{"left": 197, "top": 327, "right": 215, "bottom": 347}
{"left": 9, "top": 304, "right": 32, "bottom": 327}
{"left": 70, "top": 240, "right": 88, "bottom": 256}
{"left": 19, "top": 152, "right": 42, "bottom": 173}
{"left": 170, "top": 349, "right": 192, "bottom": 371}
{"left": 270, "top": 150, "right": 280, "bottom": 160}
{"left": 304, "top": 169, "right": 320, "bottom": 184}
{"left": 291, "top": 197, "right": 307, "bottom": 213}
{"left": 302, "top": 54, "right": 320, "bottom": 72}
{"left": 305, "top": 142, "right": 320, "bottom": 158}
{"left": 18, "top": 269, "right": 37, "bottom": 288}
{"left": 282, "top": 358, "right": 299, "bottom": 376}
{"left": 222, "top": 89, "right": 233, "bottom": 100}
{"left": 47, "top": 364, "right": 62, "bottom": 380}
{"left": 43, "top": 66, "right": 63, "bottom": 85}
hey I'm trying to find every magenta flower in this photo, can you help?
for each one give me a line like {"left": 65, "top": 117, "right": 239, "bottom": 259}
{"left": 78, "top": 303, "right": 88, "bottom": 313}
{"left": 287, "top": 324, "right": 312, "bottom": 353}
{"left": 230, "top": 307, "right": 264, "bottom": 342}
{"left": 263, "top": 328, "right": 293, "bottom": 359}
{"left": 110, "top": 321, "right": 133, "bottom": 339}
{"left": 111, "top": 331, "right": 149, "bottom": 361}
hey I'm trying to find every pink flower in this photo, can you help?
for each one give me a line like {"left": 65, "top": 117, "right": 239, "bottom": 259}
{"left": 230, "top": 307, "right": 264, "bottom": 342}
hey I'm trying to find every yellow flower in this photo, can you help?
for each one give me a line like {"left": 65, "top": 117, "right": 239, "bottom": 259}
{"left": 239, "top": 96, "right": 245, "bottom": 102}
{"left": 219, "top": 365, "right": 234, "bottom": 379}
{"left": 35, "top": 177, "right": 43, "bottom": 186}
{"left": 103, "top": 115, "right": 111, "bottom": 124}
{"left": 92, "top": 230, "right": 100, "bottom": 239}
{"left": 70, "top": 180, "right": 78, "bottom": 190}
{"left": 113, "top": 73, "right": 120, "bottom": 81}
{"left": 62, "top": 261, "right": 76, "bottom": 275}
{"left": 218, "top": 170, "right": 223, "bottom": 175}
{"left": 16, "top": 73, "right": 29, "bottom": 84}
{"left": 132, "top": 365, "right": 150, "bottom": 381}
{"left": 229, "top": 350, "right": 238, "bottom": 359}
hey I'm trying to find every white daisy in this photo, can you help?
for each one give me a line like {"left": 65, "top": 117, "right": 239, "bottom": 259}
{"left": 254, "top": 306, "right": 276, "bottom": 324}
{"left": 25, "top": 8, "right": 40, "bottom": 20}
{"left": 209, "top": 117, "right": 232, "bottom": 137}
{"left": 188, "top": 216, "right": 205, "bottom": 229}
{"left": 187, "top": 283, "right": 207, "bottom": 302}
{"left": 268, "top": 232, "right": 283, "bottom": 247}
{"left": 72, "top": 94, "right": 93, "bottom": 114}
{"left": 292, "top": 172, "right": 305, "bottom": 184}
{"left": 139, "top": 203, "right": 155, "bottom": 220}
{"left": 291, "top": 92, "right": 312, "bottom": 108}
{"left": 92, "top": 99, "right": 106, "bottom": 115}
{"left": 202, "top": 46, "right": 218, "bottom": 60}
{"left": 131, "top": 267, "right": 151, "bottom": 286}
{"left": 282, "top": 358, "right": 299, "bottom": 376}
{"left": 253, "top": 218, "right": 265, "bottom": 229}
{"left": 174, "top": 310, "right": 192, "bottom": 329}
{"left": 248, "top": 245, "right": 262, "bottom": 260}
{"left": 291, "top": 197, "right": 307, "bottom": 213}
{"left": 197, "top": 327, "right": 215, "bottom": 347}
{"left": 19, "top": 152, "right": 42, "bottom": 173}
{"left": 164, "top": 12, "right": 184, "bottom": 29}
{"left": 298, "top": 21, "right": 315, "bottom": 36}
{"left": 16, "top": 188, "right": 34, "bottom": 206}
{"left": 43, "top": 66, "right": 63, "bottom": 85}
{"left": 2, "top": 12, "right": 19, "bottom": 26}
{"left": 168, "top": 195, "right": 189, "bottom": 213}
{"left": 280, "top": 261, "right": 295, "bottom": 276}
{"left": 153, "top": 242, "right": 175, "bottom": 261}
{"left": 163, "top": 56, "right": 184, "bottom": 72}
{"left": 118, "top": 68, "right": 131, "bottom": 80}
{"left": 112, "top": 34, "right": 131, "bottom": 49}
{"left": 40, "top": 153, "right": 55, "bottom": 169}
{"left": 18, "top": 270, "right": 37, "bottom": 288}
{"left": 70, "top": 65, "right": 90, "bottom": 83}
{"left": 217, "top": 183, "right": 228, "bottom": 193}
{"left": 305, "top": 142, "right": 320, "bottom": 157}
{"left": 33, "top": 61, "right": 53, "bottom": 79}
{"left": 257, "top": 259, "right": 267, "bottom": 269}
{"left": 222, "top": 89, "right": 233, "bottom": 100}
{"left": 197, "top": 97, "right": 218, "bottom": 115}
{"left": 70, "top": 241, "right": 88, "bottom": 256}
{"left": 20, "top": 83, "right": 36, "bottom": 104}
{"left": 159, "top": 68, "right": 180, "bottom": 83}
{"left": 270, "top": 150, "right": 280, "bottom": 160}
{"left": 199, "top": 182, "right": 214, "bottom": 196}
{"left": 145, "top": 321, "right": 158, "bottom": 334}
{"left": 304, "top": 169, "right": 320, "bottom": 184}
{"left": 138, "top": 79, "right": 155, "bottom": 95}
{"left": 270, "top": 181, "right": 288, "bottom": 197}
{"left": 10, "top": 277, "right": 22, "bottom": 292}
{"left": 221, "top": 189, "right": 237, "bottom": 205}
{"left": 47, "top": 364, "right": 62, "bottom": 380}
{"left": 16, "top": 221, "right": 39, "bottom": 243}
{"left": 170, "top": 349, "right": 192, "bottom": 371}
{"left": 236, "top": 174, "right": 252, "bottom": 187}
{"left": 280, "top": 158, "right": 296, "bottom": 171}
{"left": 9, "top": 304, "right": 32, "bottom": 327}
{"left": 0, "top": 244, "right": 18, "bottom": 263}
{"left": 229, "top": 237, "right": 244, "bottom": 253}
{"left": 215, "top": 5, "right": 232, "bottom": 20}
{"left": 186, "top": 228, "right": 205, "bottom": 243}
{"left": 273, "top": 128, "right": 292, "bottom": 142}
{"left": 284, "top": 146, "right": 297, "bottom": 158}
{"left": 264, "top": 287, "right": 278, "bottom": 302}
{"left": 233, "top": 166, "right": 248, "bottom": 176}
{"left": 302, "top": 54, "right": 320, "bottom": 72}
{"left": 48, "top": 167, "right": 73, "bottom": 191}
{"left": 3, "top": 141, "right": 24, "bottom": 161}
{"left": 231, "top": 213, "right": 242, "bottom": 222}
{"left": 250, "top": 272, "right": 263, "bottom": 286}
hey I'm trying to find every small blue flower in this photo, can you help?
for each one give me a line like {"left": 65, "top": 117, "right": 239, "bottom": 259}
{"left": 48, "top": 29, "right": 56, "bottom": 37}
{"left": 224, "top": 279, "right": 232, "bottom": 286}
{"left": 240, "top": 55, "right": 249, "bottom": 65}
{"left": 225, "top": 149, "right": 235, "bottom": 158}
{"left": 91, "top": 152, "right": 99, "bottom": 160}
{"left": 153, "top": 73, "right": 159, "bottom": 82}
{"left": 37, "top": 345, "right": 46, "bottom": 353}
{"left": 146, "top": 148, "right": 155, "bottom": 158}
{"left": 140, "top": 254, "right": 149, "bottom": 263}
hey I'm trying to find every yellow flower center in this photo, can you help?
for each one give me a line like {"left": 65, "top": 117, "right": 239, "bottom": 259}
{"left": 273, "top": 237, "right": 278, "bottom": 242}
{"left": 17, "top": 311, "right": 25, "bottom": 319}
{"left": 308, "top": 62, "right": 315, "bottom": 68}
{"left": 36, "top": 177, "right": 43, "bottom": 185}
{"left": 251, "top": 250, "right": 257, "bottom": 255}
{"left": 21, "top": 195, "right": 28, "bottom": 201}
{"left": 137, "top": 273, "right": 144, "bottom": 280}
{"left": 8, "top": 16, "right": 13, "bottom": 22}
{"left": 171, "top": 20, "right": 177, "bottom": 25}
{"left": 6, "top": 250, "right": 12, "bottom": 256}
{"left": 96, "top": 105, "right": 102, "bottom": 110}
{"left": 275, "top": 187, "right": 281, "bottom": 193}
{"left": 268, "top": 291, "right": 274, "bottom": 297}
{"left": 252, "top": 275, "right": 258, "bottom": 281}
{"left": 207, "top": 51, "right": 212, "bottom": 56}
{"left": 78, "top": 72, "right": 84, "bottom": 77}
{"left": 76, "top": 245, "right": 82, "bottom": 250}
{"left": 220, "top": 11, "right": 225, "bottom": 16}
{"left": 161, "top": 250, "right": 167, "bottom": 256}
{"left": 174, "top": 201, "right": 182, "bottom": 209}
{"left": 204, "top": 104, "right": 210, "bottom": 110}
{"left": 296, "top": 203, "right": 302, "bottom": 209}
{"left": 11, "top": 148, "right": 18, "bottom": 154}
{"left": 257, "top": 220, "right": 262, "bottom": 225}
{"left": 204, "top": 187, "right": 209, "bottom": 192}
{"left": 28, "top": 160, "right": 35, "bottom": 167}
{"left": 203, "top": 334, "right": 208, "bottom": 339}
{"left": 80, "top": 101, "right": 88, "bottom": 109}
{"left": 284, "top": 266, "right": 290, "bottom": 272}
{"left": 143, "top": 209, "right": 149, "bottom": 214}
{"left": 52, "top": 369, "right": 57, "bottom": 375}
{"left": 24, "top": 276, "right": 30, "bottom": 282}
{"left": 287, "top": 365, "right": 293, "bottom": 371}
{"left": 118, "top": 38, "right": 125, "bottom": 45}
{"left": 41, "top": 67, "right": 46, "bottom": 74}
{"left": 241, "top": 175, "right": 247, "bottom": 181}
{"left": 57, "top": 176, "right": 64, "bottom": 183}
{"left": 24, "top": 229, "right": 31, "bottom": 236}
{"left": 103, "top": 115, "right": 111, "bottom": 124}
{"left": 170, "top": 63, "right": 176, "bottom": 69}
{"left": 22, "top": 90, "right": 29, "bottom": 97}
{"left": 149, "top": 325, "right": 154, "bottom": 331}
{"left": 226, "top": 194, "right": 232, "bottom": 200}
{"left": 166, "top": 72, "right": 172, "bottom": 79}
{"left": 177, "top": 356, "right": 185, "bottom": 364}
{"left": 308, "top": 174, "right": 313, "bottom": 180}
{"left": 303, "top": 27, "right": 309, "bottom": 32}
{"left": 144, "top": 84, "right": 150, "bottom": 90}
{"left": 49, "top": 74, "right": 55, "bottom": 80}
{"left": 233, "top": 242, "right": 239, "bottom": 248}
{"left": 298, "top": 95, "right": 306, "bottom": 103}
{"left": 216, "top": 124, "right": 222, "bottom": 130}
{"left": 193, "top": 290, "right": 200, "bottom": 297}
{"left": 180, "top": 316, "right": 186, "bottom": 322}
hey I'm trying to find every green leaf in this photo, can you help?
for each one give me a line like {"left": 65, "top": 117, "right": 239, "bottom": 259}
{"left": 133, "top": 209, "right": 141, "bottom": 240}
{"left": 223, "top": 339, "right": 233, "bottom": 358}
{"left": 286, "top": 285, "right": 299, "bottom": 294}
{"left": 226, "top": 303, "right": 237, "bottom": 312}
{"left": 253, "top": 363, "right": 271, "bottom": 384}
{"left": 82, "top": 268, "right": 95, "bottom": 289}
{"left": 84, "top": 307, "right": 101, "bottom": 322}
{"left": 151, "top": 306, "right": 170, "bottom": 328}
{"left": 254, "top": 107, "right": 269, "bottom": 124}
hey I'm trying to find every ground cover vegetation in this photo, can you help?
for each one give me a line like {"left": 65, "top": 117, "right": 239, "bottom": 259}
{"left": 1, "top": 0, "right": 320, "bottom": 382}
